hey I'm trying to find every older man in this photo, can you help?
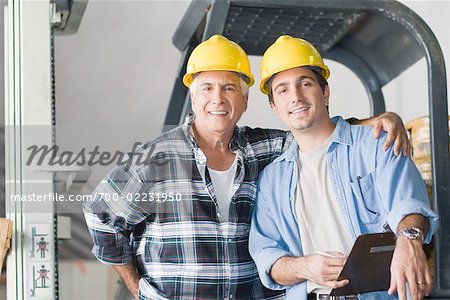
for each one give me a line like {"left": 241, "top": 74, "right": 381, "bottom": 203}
{"left": 249, "top": 35, "right": 438, "bottom": 300}
{"left": 84, "top": 35, "right": 409, "bottom": 300}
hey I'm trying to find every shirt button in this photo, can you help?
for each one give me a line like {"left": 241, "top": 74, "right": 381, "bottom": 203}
{"left": 227, "top": 238, "right": 232, "bottom": 243}
{"left": 217, "top": 213, "right": 221, "bottom": 218}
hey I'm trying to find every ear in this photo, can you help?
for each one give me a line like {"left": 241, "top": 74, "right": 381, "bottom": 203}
{"left": 323, "top": 85, "right": 330, "bottom": 106}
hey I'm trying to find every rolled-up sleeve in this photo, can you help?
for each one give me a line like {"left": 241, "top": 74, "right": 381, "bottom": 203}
{"left": 83, "top": 165, "right": 149, "bottom": 264}
{"left": 375, "top": 135, "right": 438, "bottom": 243}
{"left": 249, "top": 181, "right": 292, "bottom": 290}
{"left": 83, "top": 207, "right": 134, "bottom": 264}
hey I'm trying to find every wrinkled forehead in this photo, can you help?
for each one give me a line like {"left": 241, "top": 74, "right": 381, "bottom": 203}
{"left": 193, "top": 70, "right": 243, "bottom": 84}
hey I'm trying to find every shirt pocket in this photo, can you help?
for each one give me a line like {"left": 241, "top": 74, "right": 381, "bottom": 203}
{"left": 350, "top": 172, "right": 382, "bottom": 226}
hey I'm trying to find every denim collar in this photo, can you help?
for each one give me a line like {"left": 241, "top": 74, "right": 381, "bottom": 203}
{"left": 274, "top": 116, "right": 352, "bottom": 163}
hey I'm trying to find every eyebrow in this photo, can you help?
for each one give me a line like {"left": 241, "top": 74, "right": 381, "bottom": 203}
{"left": 273, "top": 75, "right": 315, "bottom": 92}
{"left": 273, "top": 82, "right": 289, "bottom": 93}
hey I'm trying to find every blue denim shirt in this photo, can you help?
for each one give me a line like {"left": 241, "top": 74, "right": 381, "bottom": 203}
{"left": 249, "top": 117, "right": 438, "bottom": 300}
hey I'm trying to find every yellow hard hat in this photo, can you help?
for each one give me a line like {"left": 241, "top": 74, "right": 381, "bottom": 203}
{"left": 183, "top": 35, "right": 254, "bottom": 88}
{"left": 259, "top": 35, "right": 330, "bottom": 94}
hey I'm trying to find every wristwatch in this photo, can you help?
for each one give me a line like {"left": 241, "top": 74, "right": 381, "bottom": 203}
{"left": 398, "top": 227, "right": 424, "bottom": 243}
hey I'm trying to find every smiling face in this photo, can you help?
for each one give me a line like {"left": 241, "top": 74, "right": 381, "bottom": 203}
{"left": 270, "top": 66, "right": 330, "bottom": 134}
{"left": 190, "top": 71, "right": 248, "bottom": 136}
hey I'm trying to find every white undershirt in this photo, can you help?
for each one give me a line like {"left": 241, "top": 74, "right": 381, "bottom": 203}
{"left": 294, "top": 135, "right": 353, "bottom": 294}
{"left": 208, "top": 155, "right": 238, "bottom": 222}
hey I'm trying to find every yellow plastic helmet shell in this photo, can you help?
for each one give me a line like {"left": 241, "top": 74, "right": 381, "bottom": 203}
{"left": 183, "top": 35, "right": 254, "bottom": 88}
{"left": 259, "top": 35, "right": 330, "bottom": 94}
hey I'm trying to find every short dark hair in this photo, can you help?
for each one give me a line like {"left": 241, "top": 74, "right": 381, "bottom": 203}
{"left": 267, "top": 66, "right": 328, "bottom": 105}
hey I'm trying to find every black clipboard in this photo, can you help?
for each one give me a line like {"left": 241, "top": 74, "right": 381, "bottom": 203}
{"left": 330, "top": 232, "right": 396, "bottom": 296}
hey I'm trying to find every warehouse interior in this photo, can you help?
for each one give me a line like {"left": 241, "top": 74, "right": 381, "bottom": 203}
{"left": 1, "top": 0, "right": 449, "bottom": 299}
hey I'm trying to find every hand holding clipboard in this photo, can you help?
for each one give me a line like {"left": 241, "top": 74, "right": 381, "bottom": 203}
{"left": 330, "top": 232, "right": 396, "bottom": 296}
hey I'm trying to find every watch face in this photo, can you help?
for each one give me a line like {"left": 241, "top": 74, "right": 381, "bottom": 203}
{"left": 406, "top": 228, "right": 420, "bottom": 235}
{"left": 402, "top": 227, "right": 423, "bottom": 240}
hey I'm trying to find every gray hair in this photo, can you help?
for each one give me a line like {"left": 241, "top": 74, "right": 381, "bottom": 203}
{"left": 189, "top": 72, "right": 249, "bottom": 99}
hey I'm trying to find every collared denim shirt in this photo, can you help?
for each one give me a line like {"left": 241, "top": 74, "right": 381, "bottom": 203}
{"left": 249, "top": 117, "right": 438, "bottom": 300}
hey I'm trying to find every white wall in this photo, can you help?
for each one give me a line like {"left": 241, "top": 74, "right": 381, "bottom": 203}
{"left": 58, "top": 260, "right": 118, "bottom": 300}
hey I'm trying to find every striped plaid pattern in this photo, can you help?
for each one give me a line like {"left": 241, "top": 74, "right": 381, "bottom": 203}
{"left": 84, "top": 115, "right": 288, "bottom": 299}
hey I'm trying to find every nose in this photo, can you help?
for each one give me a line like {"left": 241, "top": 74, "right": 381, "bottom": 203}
{"left": 212, "top": 88, "right": 225, "bottom": 104}
{"left": 291, "top": 86, "right": 304, "bottom": 104}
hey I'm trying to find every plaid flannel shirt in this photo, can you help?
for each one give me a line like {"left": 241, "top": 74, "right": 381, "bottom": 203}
{"left": 84, "top": 115, "right": 288, "bottom": 299}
